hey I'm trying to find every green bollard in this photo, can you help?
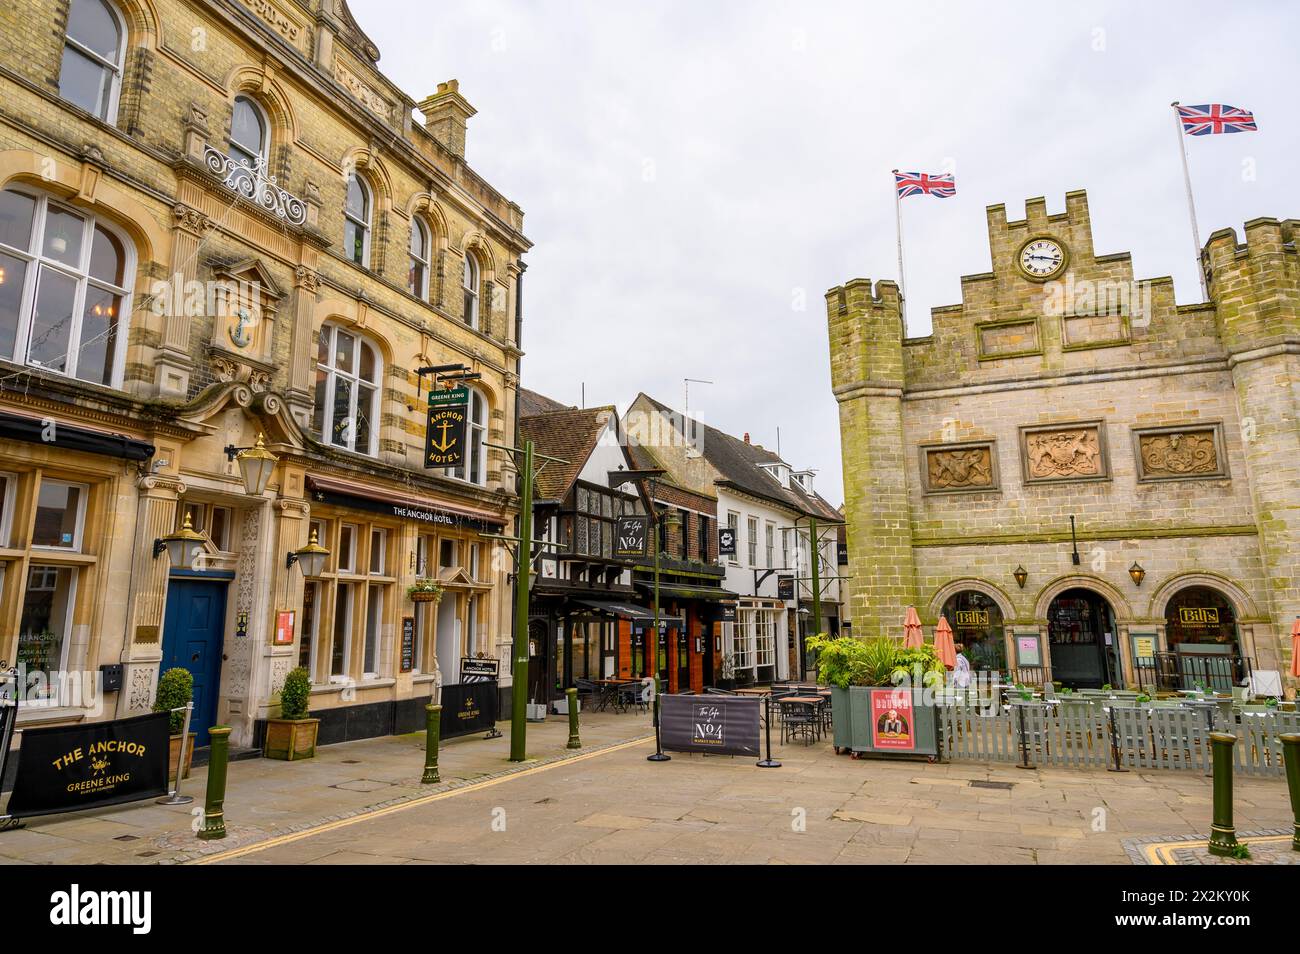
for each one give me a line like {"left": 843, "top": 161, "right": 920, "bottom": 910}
{"left": 1281, "top": 734, "right": 1300, "bottom": 851}
{"left": 422, "top": 704, "right": 442, "bottom": 784}
{"left": 1207, "top": 732, "right": 1239, "bottom": 856}
{"left": 196, "top": 726, "right": 231, "bottom": 841}
{"left": 566, "top": 687, "right": 581, "bottom": 749}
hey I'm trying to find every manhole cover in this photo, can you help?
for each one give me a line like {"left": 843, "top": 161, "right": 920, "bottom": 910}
{"left": 969, "top": 780, "right": 1014, "bottom": 790}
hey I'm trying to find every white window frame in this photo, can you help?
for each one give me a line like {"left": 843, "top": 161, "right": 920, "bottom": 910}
{"left": 314, "top": 323, "right": 381, "bottom": 457}
{"left": 368, "top": 527, "right": 386, "bottom": 575}
{"left": 462, "top": 253, "right": 479, "bottom": 329}
{"left": 228, "top": 95, "right": 269, "bottom": 169}
{"left": 32, "top": 478, "right": 89, "bottom": 552}
{"left": 409, "top": 217, "right": 430, "bottom": 300}
{"left": 765, "top": 522, "right": 775, "bottom": 569}
{"left": 363, "top": 583, "right": 383, "bottom": 680}
{"left": 444, "top": 387, "right": 488, "bottom": 486}
{"left": 18, "top": 563, "right": 79, "bottom": 704}
{"left": 59, "top": 0, "right": 126, "bottom": 124}
{"left": 0, "top": 188, "right": 134, "bottom": 387}
{"left": 344, "top": 174, "right": 371, "bottom": 268}
{"left": 329, "top": 582, "right": 353, "bottom": 682}
{"left": 755, "top": 610, "right": 775, "bottom": 667}
{"left": 337, "top": 523, "right": 358, "bottom": 573}
{"left": 746, "top": 516, "right": 758, "bottom": 567}
{"left": 0, "top": 471, "right": 15, "bottom": 547}
{"left": 725, "top": 511, "right": 740, "bottom": 565}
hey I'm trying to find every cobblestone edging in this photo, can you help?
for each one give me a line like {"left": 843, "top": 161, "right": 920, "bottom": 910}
{"left": 161, "top": 732, "right": 655, "bottom": 864}
{"left": 1124, "top": 829, "right": 1293, "bottom": 865}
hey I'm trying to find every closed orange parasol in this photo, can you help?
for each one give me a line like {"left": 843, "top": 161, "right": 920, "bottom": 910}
{"left": 934, "top": 615, "right": 958, "bottom": 670}
{"left": 1291, "top": 617, "right": 1300, "bottom": 678}
{"left": 903, "top": 605, "right": 924, "bottom": 649}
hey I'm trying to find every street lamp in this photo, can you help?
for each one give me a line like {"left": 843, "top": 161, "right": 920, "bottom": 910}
{"left": 287, "top": 527, "right": 329, "bottom": 578}
{"left": 223, "top": 433, "right": 278, "bottom": 496}
{"left": 154, "top": 511, "right": 206, "bottom": 567}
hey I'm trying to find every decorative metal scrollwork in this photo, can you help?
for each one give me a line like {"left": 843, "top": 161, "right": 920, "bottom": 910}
{"left": 203, "top": 145, "right": 308, "bottom": 226}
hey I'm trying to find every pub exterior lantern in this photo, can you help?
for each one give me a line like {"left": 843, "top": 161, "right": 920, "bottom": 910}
{"left": 1129, "top": 562, "right": 1146, "bottom": 587}
{"left": 225, "top": 433, "right": 278, "bottom": 496}
{"left": 1013, "top": 565, "right": 1028, "bottom": 589}
{"left": 155, "top": 512, "right": 206, "bottom": 567}
{"left": 288, "top": 527, "right": 330, "bottom": 579}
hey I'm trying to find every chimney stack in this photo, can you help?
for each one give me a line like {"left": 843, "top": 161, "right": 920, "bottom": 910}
{"left": 743, "top": 432, "right": 750, "bottom": 444}
{"left": 417, "top": 80, "right": 476, "bottom": 159}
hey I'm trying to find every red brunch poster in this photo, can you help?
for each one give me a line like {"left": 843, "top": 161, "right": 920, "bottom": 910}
{"left": 870, "top": 689, "right": 915, "bottom": 751}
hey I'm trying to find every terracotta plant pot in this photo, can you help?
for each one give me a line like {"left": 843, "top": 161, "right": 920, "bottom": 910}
{"left": 263, "top": 717, "right": 320, "bottom": 761}
{"left": 168, "top": 732, "right": 196, "bottom": 780}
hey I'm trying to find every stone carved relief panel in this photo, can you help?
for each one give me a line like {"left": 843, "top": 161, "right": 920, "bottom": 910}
{"left": 920, "top": 441, "right": 999, "bottom": 494}
{"left": 1021, "top": 423, "right": 1109, "bottom": 483}
{"left": 1134, "top": 425, "right": 1227, "bottom": 481}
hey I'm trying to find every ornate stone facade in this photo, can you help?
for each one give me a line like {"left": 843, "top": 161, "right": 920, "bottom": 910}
{"left": 827, "top": 190, "right": 1298, "bottom": 689}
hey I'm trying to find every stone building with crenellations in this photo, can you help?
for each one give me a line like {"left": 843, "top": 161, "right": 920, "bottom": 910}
{"left": 0, "top": 0, "right": 531, "bottom": 753}
{"left": 827, "top": 190, "right": 1298, "bottom": 692}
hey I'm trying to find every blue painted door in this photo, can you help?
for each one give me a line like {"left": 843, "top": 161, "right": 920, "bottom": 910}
{"left": 160, "top": 578, "right": 228, "bottom": 746}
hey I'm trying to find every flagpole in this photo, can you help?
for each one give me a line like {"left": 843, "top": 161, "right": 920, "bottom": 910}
{"left": 891, "top": 169, "right": 907, "bottom": 329}
{"left": 1170, "top": 102, "right": 1209, "bottom": 302}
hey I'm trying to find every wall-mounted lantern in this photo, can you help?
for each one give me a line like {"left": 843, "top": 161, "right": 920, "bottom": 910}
{"left": 1128, "top": 562, "right": 1146, "bottom": 587}
{"left": 287, "top": 527, "right": 330, "bottom": 579}
{"left": 154, "top": 512, "right": 206, "bottom": 567}
{"left": 1013, "top": 565, "right": 1028, "bottom": 589}
{"left": 223, "top": 433, "right": 278, "bottom": 496}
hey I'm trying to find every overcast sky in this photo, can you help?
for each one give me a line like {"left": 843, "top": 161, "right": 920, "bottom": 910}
{"left": 357, "top": 1, "right": 1298, "bottom": 506}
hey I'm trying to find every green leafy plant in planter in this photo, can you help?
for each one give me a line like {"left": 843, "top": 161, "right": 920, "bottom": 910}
{"left": 805, "top": 635, "right": 944, "bottom": 689}
{"left": 153, "top": 667, "right": 195, "bottom": 779}
{"left": 264, "top": 666, "right": 320, "bottom": 761}
{"left": 408, "top": 578, "right": 445, "bottom": 604}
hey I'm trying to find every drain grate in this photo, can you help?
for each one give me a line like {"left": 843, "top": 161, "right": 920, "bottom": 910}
{"left": 113, "top": 834, "right": 140, "bottom": 842}
{"left": 969, "top": 780, "right": 1014, "bottom": 790}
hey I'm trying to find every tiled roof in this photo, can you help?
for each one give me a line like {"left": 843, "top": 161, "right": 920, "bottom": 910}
{"left": 518, "top": 387, "right": 572, "bottom": 417}
{"left": 518, "top": 404, "right": 615, "bottom": 502}
{"left": 635, "top": 394, "right": 842, "bottom": 522}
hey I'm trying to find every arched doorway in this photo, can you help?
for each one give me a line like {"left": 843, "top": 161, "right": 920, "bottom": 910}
{"left": 1163, "top": 585, "right": 1241, "bottom": 690}
{"left": 1047, "top": 588, "right": 1118, "bottom": 688}
{"left": 940, "top": 590, "right": 1006, "bottom": 672}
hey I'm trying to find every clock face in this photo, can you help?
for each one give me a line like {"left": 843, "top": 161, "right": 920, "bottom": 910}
{"left": 1018, "top": 238, "right": 1066, "bottom": 280}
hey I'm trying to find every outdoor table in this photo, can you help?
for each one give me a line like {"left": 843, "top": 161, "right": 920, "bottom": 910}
{"left": 734, "top": 687, "right": 771, "bottom": 696}
{"left": 778, "top": 696, "right": 824, "bottom": 742}
{"left": 591, "top": 679, "right": 633, "bottom": 712}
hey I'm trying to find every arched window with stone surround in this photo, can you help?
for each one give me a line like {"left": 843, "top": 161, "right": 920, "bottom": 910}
{"left": 462, "top": 251, "right": 479, "bottom": 329}
{"left": 408, "top": 217, "right": 430, "bottom": 300}
{"left": 344, "top": 174, "right": 371, "bottom": 268}
{"left": 58, "top": 0, "right": 126, "bottom": 122}
{"left": 228, "top": 95, "right": 269, "bottom": 170}
{"left": 312, "top": 323, "right": 381, "bottom": 456}
{"left": 940, "top": 590, "right": 1006, "bottom": 672}
{"left": 444, "top": 386, "right": 488, "bottom": 485}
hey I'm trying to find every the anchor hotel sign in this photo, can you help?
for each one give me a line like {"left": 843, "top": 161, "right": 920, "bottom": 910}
{"left": 425, "top": 386, "right": 469, "bottom": 469}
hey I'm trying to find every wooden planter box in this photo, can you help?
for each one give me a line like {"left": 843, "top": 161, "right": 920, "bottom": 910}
{"left": 168, "top": 732, "right": 196, "bottom": 780}
{"left": 830, "top": 686, "right": 939, "bottom": 760}
{"left": 263, "top": 718, "right": 320, "bottom": 761}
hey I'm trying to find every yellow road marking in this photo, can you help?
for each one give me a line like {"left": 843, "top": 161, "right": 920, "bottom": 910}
{"left": 1142, "top": 833, "right": 1292, "bottom": 865}
{"left": 192, "top": 735, "right": 654, "bottom": 864}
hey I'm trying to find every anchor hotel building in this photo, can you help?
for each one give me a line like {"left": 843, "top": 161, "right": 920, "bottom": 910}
{"left": 0, "top": 0, "right": 530, "bottom": 751}
{"left": 828, "top": 191, "right": 1298, "bottom": 692}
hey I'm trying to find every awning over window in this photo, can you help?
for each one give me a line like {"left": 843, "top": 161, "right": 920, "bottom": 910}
{"left": 0, "top": 412, "right": 154, "bottom": 461}
{"left": 573, "top": 599, "right": 683, "bottom": 626}
{"left": 632, "top": 582, "right": 736, "bottom": 602}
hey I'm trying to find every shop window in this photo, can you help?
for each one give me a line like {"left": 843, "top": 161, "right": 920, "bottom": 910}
{"left": 755, "top": 610, "right": 775, "bottom": 667}
{"left": 444, "top": 387, "right": 488, "bottom": 485}
{"left": 17, "top": 564, "right": 77, "bottom": 700}
{"left": 58, "top": 0, "right": 125, "bottom": 122}
{"left": 298, "top": 580, "right": 318, "bottom": 673}
{"left": 941, "top": 590, "right": 1007, "bottom": 672}
{"left": 344, "top": 173, "right": 371, "bottom": 267}
{"left": 409, "top": 217, "right": 430, "bottom": 300}
{"left": 337, "top": 523, "right": 357, "bottom": 573}
{"left": 228, "top": 95, "right": 268, "bottom": 170}
{"left": 462, "top": 252, "right": 479, "bottom": 328}
{"left": 0, "top": 187, "right": 134, "bottom": 387}
{"left": 363, "top": 583, "right": 383, "bottom": 678}
{"left": 1164, "top": 586, "right": 1238, "bottom": 649}
{"left": 313, "top": 324, "right": 380, "bottom": 456}
{"left": 33, "top": 480, "right": 86, "bottom": 550}
{"left": 330, "top": 582, "right": 353, "bottom": 679}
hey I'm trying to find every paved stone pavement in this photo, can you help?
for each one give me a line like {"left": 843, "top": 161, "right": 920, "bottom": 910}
{"left": 1, "top": 711, "right": 1293, "bottom": 865}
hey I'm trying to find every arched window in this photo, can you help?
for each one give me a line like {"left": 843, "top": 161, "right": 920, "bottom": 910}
{"left": 940, "top": 590, "right": 1006, "bottom": 673}
{"left": 312, "top": 324, "right": 380, "bottom": 456}
{"left": 408, "top": 218, "right": 430, "bottom": 300}
{"left": 344, "top": 174, "right": 370, "bottom": 267}
{"left": 59, "top": 0, "right": 125, "bottom": 122}
{"left": 462, "top": 252, "right": 479, "bottom": 328}
{"left": 445, "top": 387, "right": 487, "bottom": 484}
{"left": 1164, "top": 586, "right": 1237, "bottom": 650}
{"left": 0, "top": 187, "right": 133, "bottom": 387}
{"left": 228, "top": 96, "right": 268, "bottom": 170}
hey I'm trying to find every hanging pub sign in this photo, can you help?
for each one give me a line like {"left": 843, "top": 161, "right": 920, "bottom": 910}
{"left": 718, "top": 526, "right": 737, "bottom": 557}
{"left": 5, "top": 712, "right": 171, "bottom": 818}
{"left": 614, "top": 515, "right": 649, "bottom": 557}
{"left": 777, "top": 574, "right": 795, "bottom": 601}
{"left": 837, "top": 542, "right": 848, "bottom": 565}
{"left": 424, "top": 385, "right": 469, "bottom": 469}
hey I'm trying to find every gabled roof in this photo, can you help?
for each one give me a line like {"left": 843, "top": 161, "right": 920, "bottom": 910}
{"left": 518, "top": 401, "right": 616, "bottom": 502}
{"left": 634, "top": 393, "right": 842, "bottom": 523}
{"left": 518, "top": 387, "right": 572, "bottom": 418}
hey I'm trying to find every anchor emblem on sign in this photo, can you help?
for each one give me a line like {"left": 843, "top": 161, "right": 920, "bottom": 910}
{"left": 229, "top": 308, "right": 253, "bottom": 348}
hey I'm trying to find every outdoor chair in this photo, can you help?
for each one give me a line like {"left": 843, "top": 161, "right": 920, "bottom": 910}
{"left": 574, "top": 678, "right": 599, "bottom": 710}
{"left": 780, "top": 699, "right": 819, "bottom": 746}
{"left": 619, "top": 680, "right": 650, "bottom": 714}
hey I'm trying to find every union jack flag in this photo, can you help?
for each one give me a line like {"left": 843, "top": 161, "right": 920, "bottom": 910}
{"left": 1176, "top": 103, "right": 1258, "bottom": 136}
{"left": 894, "top": 171, "right": 956, "bottom": 198}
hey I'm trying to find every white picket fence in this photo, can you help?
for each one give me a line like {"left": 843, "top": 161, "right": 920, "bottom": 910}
{"left": 938, "top": 702, "right": 1299, "bottom": 776}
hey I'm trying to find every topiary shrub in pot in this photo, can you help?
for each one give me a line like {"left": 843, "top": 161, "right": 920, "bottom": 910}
{"left": 264, "top": 666, "right": 320, "bottom": 761}
{"left": 154, "top": 667, "right": 196, "bottom": 779}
